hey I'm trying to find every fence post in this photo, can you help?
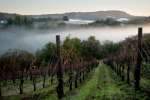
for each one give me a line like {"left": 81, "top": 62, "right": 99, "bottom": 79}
{"left": 75, "top": 72, "right": 78, "bottom": 88}
{"left": 43, "top": 74, "right": 46, "bottom": 88}
{"left": 69, "top": 63, "right": 73, "bottom": 91}
{"left": 121, "top": 65, "right": 125, "bottom": 81}
{"left": 127, "top": 62, "right": 130, "bottom": 84}
{"left": 33, "top": 77, "right": 36, "bottom": 91}
{"left": 19, "top": 72, "right": 24, "bottom": 94}
{"left": 82, "top": 70, "right": 85, "bottom": 81}
{"left": 0, "top": 81, "right": 1, "bottom": 97}
{"left": 127, "top": 44, "right": 131, "bottom": 84}
{"left": 0, "top": 71, "right": 2, "bottom": 97}
{"left": 56, "top": 35, "right": 64, "bottom": 98}
{"left": 75, "top": 63, "right": 78, "bottom": 88}
{"left": 119, "top": 64, "right": 121, "bottom": 77}
{"left": 134, "top": 27, "right": 142, "bottom": 90}
{"left": 116, "top": 64, "right": 119, "bottom": 75}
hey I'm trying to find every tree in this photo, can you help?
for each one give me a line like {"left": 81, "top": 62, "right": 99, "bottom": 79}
{"left": 36, "top": 42, "right": 56, "bottom": 65}
{"left": 62, "top": 16, "right": 69, "bottom": 21}
{"left": 81, "top": 36, "right": 101, "bottom": 59}
{"left": 7, "top": 18, "right": 13, "bottom": 25}
{"left": 6, "top": 15, "right": 32, "bottom": 26}
{"left": 102, "top": 40, "right": 120, "bottom": 58}
{"left": 63, "top": 36, "right": 82, "bottom": 57}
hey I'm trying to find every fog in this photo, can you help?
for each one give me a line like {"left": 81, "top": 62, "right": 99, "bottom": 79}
{"left": 0, "top": 24, "right": 150, "bottom": 55}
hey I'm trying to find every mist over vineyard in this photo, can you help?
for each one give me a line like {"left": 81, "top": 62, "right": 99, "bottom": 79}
{"left": 0, "top": 0, "right": 150, "bottom": 100}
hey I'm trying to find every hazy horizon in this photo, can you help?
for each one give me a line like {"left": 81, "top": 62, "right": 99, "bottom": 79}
{"left": 0, "top": 0, "right": 150, "bottom": 16}
{"left": 0, "top": 10, "right": 142, "bottom": 16}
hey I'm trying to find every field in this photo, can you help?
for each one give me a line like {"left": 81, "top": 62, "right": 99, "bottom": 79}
{"left": 1, "top": 63, "right": 149, "bottom": 100}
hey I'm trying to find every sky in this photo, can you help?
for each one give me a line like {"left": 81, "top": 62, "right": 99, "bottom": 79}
{"left": 0, "top": 0, "right": 150, "bottom": 16}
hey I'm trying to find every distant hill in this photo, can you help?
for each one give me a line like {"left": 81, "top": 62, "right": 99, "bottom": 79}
{"left": 0, "top": 12, "right": 18, "bottom": 19}
{"left": 31, "top": 10, "right": 138, "bottom": 20}
{"left": 63, "top": 10, "right": 136, "bottom": 20}
{"left": 1, "top": 10, "right": 149, "bottom": 27}
{"left": 0, "top": 10, "right": 144, "bottom": 20}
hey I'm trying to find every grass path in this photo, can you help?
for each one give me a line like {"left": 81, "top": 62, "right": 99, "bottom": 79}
{"left": 86, "top": 64, "right": 126, "bottom": 100}
{"left": 64, "top": 65, "right": 100, "bottom": 100}
{"left": 65, "top": 64, "right": 148, "bottom": 100}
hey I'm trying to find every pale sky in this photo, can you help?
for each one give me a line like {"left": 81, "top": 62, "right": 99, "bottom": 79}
{"left": 0, "top": 0, "right": 150, "bottom": 16}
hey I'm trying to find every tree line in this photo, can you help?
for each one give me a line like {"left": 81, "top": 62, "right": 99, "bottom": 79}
{"left": 6, "top": 15, "right": 32, "bottom": 26}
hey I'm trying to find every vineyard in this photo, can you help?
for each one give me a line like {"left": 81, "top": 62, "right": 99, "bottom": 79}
{"left": 0, "top": 28, "right": 150, "bottom": 100}
{"left": 104, "top": 28, "right": 150, "bottom": 99}
{"left": 0, "top": 35, "right": 99, "bottom": 100}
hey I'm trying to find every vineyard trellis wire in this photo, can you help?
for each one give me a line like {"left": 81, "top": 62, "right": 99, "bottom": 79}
{"left": 0, "top": 35, "right": 99, "bottom": 99}
{"left": 104, "top": 27, "right": 150, "bottom": 91}
{"left": 1, "top": 27, "right": 150, "bottom": 98}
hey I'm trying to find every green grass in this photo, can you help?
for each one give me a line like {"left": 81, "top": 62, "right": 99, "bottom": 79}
{"left": 1, "top": 95, "right": 21, "bottom": 100}
{"left": 63, "top": 67, "right": 99, "bottom": 100}
{"left": 86, "top": 64, "right": 124, "bottom": 100}
{"left": 2, "top": 64, "right": 150, "bottom": 100}
{"left": 85, "top": 64, "right": 149, "bottom": 100}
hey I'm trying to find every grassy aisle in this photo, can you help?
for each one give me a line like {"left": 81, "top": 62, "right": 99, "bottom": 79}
{"left": 86, "top": 64, "right": 125, "bottom": 100}
{"left": 86, "top": 64, "right": 148, "bottom": 100}
{"left": 64, "top": 65, "right": 100, "bottom": 100}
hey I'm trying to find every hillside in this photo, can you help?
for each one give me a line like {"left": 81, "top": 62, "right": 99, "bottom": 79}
{"left": 31, "top": 10, "right": 137, "bottom": 20}
{"left": 0, "top": 10, "right": 150, "bottom": 28}
{"left": 0, "top": 10, "right": 138, "bottom": 20}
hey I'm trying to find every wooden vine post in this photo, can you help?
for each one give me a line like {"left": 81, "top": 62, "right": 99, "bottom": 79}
{"left": 69, "top": 62, "right": 73, "bottom": 91}
{"left": 127, "top": 62, "right": 130, "bottom": 84}
{"left": 33, "top": 77, "right": 36, "bottom": 91}
{"left": 19, "top": 71, "right": 24, "bottom": 94}
{"left": 56, "top": 35, "right": 64, "bottom": 98}
{"left": 134, "top": 27, "right": 142, "bottom": 90}
{"left": 127, "top": 43, "right": 131, "bottom": 84}
{"left": 0, "top": 70, "right": 2, "bottom": 97}
{"left": 121, "top": 65, "right": 125, "bottom": 81}
{"left": 74, "top": 63, "right": 78, "bottom": 88}
{"left": 0, "top": 80, "right": 1, "bottom": 97}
